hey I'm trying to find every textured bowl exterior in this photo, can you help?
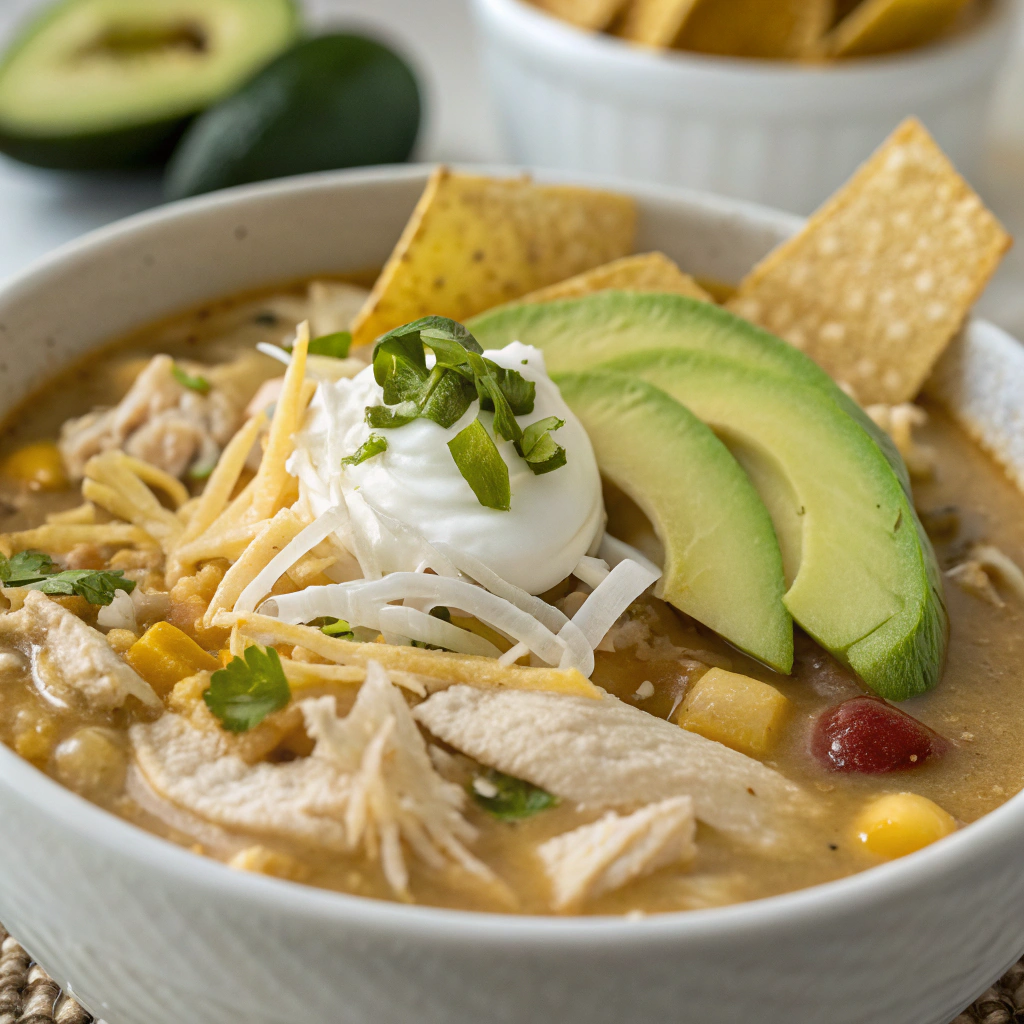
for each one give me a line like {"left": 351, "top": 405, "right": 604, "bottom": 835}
{"left": 471, "top": 0, "right": 1017, "bottom": 214}
{"left": 0, "top": 167, "right": 1022, "bottom": 1024}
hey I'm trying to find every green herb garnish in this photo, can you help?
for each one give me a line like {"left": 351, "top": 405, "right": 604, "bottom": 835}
{"left": 365, "top": 316, "right": 535, "bottom": 439}
{"left": 448, "top": 418, "right": 511, "bottom": 511}
{"left": 171, "top": 364, "right": 211, "bottom": 394}
{"left": 204, "top": 645, "right": 291, "bottom": 733}
{"left": 515, "top": 416, "right": 567, "bottom": 476}
{"left": 471, "top": 769, "right": 557, "bottom": 821}
{"left": 308, "top": 331, "right": 352, "bottom": 359}
{"left": 0, "top": 549, "right": 135, "bottom": 606}
{"left": 364, "top": 316, "right": 571, "bottom": 507}
{"left": 341, "top": 434, "right": 388, "bottom": 467}
{"left": 318, "top": 616, "right": 356, "bottom": 640}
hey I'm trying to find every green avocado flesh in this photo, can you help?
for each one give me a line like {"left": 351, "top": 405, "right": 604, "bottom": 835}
{"left": 468, "top": 291, "right": 911, "bottom": 494}
{"left": 164, "top": 35, "right": 421, "bottom": 199}
{"left": 0, "top": 0, "right": 299, "bottom": 169}
{"left": 554, "top": 371, "right": 793, "bottom": 674}
{"left": 598, "top": 350, "right": 947, "bottom": 701}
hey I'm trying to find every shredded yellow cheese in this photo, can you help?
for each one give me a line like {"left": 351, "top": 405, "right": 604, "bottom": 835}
{"left": 0, "top": 523, "right": 157, "bottom": 555}
{"left": 222, "top": 611, "right": 602, "bottom": 699}
{"left": 203, "top": 508, "right": 307, "bottom": 627}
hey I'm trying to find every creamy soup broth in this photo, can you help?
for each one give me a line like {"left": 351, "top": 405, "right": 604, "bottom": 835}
{"left": 0, "top": 285, "right": 1021, "bottom": 916}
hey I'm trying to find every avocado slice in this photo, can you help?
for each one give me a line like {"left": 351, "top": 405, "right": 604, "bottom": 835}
{"left": 165, "top": 35, "right": 422, "bottom": 200}
{"left": 555, "top": 371, "right": 793, "bottom": 674}
{"left": 590, "top": 350, "right": 947, "bottom": 701}
{"left": 468, "top": 292, "right": 910, "bottom": 494}
{"left": 0, "top": 0, "right": 299, "bottom": 170}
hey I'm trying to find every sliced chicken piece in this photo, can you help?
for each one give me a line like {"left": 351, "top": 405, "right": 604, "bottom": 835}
{"left": 0, "top": 590, "right": 159, "bottom": 710}
{"left": 131, "top": 712, "right": 352, "bottom": 849}
{"left": 538, "top": 797, "right": 696, "bottom": 912}
{"left": 130, "top": 660, "right": 493, "bottom": 899}
{"left": 414, "top": 686, "right": 814, "bottom": 845}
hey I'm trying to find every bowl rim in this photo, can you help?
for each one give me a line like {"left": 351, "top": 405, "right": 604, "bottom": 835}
{"left": 0, "top": 162, "right": 1021, "bottom": 944}
{"left": 472, "top": 0, "right": 1016, "bottom": 87}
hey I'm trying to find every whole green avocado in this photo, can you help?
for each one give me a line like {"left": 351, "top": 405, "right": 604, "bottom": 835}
{"left": 165, "top": 34, "right": 422, "bottom": 200}
{"left": 0, "top": 0, "right": 300, "bottom": 170}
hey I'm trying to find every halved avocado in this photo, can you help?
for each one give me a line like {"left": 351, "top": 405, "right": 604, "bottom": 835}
{"left": 468, "top": 292, "right": 910, "bottom": 493}
{"left": 164, "top": 34, "right": 422, "bottom": 199}
{"left": 588, "top": 350, "right": 947, "bottom": 701}
{"left": 0, "top": 0, "right": 299, "bottom": 169}
{"left": 555, "top": 371, "right": 793, "bottom": 674}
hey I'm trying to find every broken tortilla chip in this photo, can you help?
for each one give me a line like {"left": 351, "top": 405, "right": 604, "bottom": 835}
{"left": 820, "top": 0, "right": 973, "bottom": 57}
{"left": 617, "top": 0, "right": 699, "bottom": 47}
{"left": 727, "top": 118, "right": 1011, "bottom": 406}
{"left": 351, "top": 168, "right": 637, "bottom": 347}
{"left": 518, "top": 252, "right": 711, "bottom": 304}
{"left": 532, "top": 0, "right": 630, "bottom": 29}
{"left": 675, "top": 0, "right": 832, "bottom": 58}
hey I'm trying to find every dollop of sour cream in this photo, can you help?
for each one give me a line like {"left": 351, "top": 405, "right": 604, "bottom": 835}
{"left": 291, "top": 342, "right": 604, "bottom": 594}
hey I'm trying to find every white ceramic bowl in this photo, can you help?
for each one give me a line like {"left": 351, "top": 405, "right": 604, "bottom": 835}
{"left": 0, "top": 168, "right": 1023, "bottom": 1024}
{"left": 471, "top": 0, "right": 1018, "bottom": 213}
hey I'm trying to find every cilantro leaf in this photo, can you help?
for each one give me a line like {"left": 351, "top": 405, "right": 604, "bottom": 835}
{"left": 0, "top": 550, "right": 135, "bottom": 605}
{"left": 372, "top": 327, "right": 428, "bottom": 403}
{"left": 0, "top": 549, "right": 56, "bottom": 584}
{"left": 204, "top": 645, "right": 291, "bottom": 733}
{"left": 172, "top": 364, "right": 211, "bottom": 395}
{"left": 341, "top": 434, "right": 388, "bottom": 467}
{"left": 471, "top": 769, "right": 557, "bottom": 821}
{"left": 308, "top": 331, "right": 352, "bottom": 359}
{"left": 448, "top": 418, "right": 511, "bottom": 511}
{"left": 31, "top": 569, "right": 136, "bottom": 605}
{"left": 515, "top": 416, "right": 567, "bottom": 476}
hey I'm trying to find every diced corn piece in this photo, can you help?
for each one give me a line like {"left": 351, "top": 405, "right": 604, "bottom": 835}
{"left": 229, "top": 845, "right": 310, "bottom": 882}
{"left": 676, "top": 667, "right": 789, "bottom": 756}
{"left": 855, "top": 792, "right": 957, "bottom": 860}
{"left": 125, "top": 621, "right": 219, "bottom": 698}
{"left": 1, "top": 441, "right": 68, "bottom": 491}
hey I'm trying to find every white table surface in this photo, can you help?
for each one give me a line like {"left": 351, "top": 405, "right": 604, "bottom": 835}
{"left": 0, "top": 0, "right": 1023, "bottom": 338}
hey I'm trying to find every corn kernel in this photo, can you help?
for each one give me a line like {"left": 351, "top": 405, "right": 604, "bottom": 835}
{"left": 125, "top": 621, "right": 220, "bottom": 698}
{"left": 229, "top": 845, "right": 310, "bottom": 882}
{"left": 13, "top": 708, "right": 57, "bottom": 763}
{"left": 1, "top": 441, "right": 68, "bottom": 491}
{"left": 855, "top": 792, "right": 957, "bottom": 860}
{"left": 677, "top": 667, "right": 789, "bottom": 756}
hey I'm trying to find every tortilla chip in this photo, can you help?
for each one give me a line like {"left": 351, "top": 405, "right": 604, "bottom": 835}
{"left": 351, "top": 169, "right": 637, "bottom": 347}
{"left": 519, "top": 252, "right": 712, "bottom": 303}
{"left": 821, "top": 0, "right": 972, "bottom": 57}
{"left": 727, "top": 118, "right": 1011, "bottom": 406}
{"left": 675, "top": 0, "right": 832, "bottom": 58}
{"left": 617, "top": 0, "right": 699, "bottom": 47}
{"left": 532, "top": 0, "right": 630, "bottom": 30}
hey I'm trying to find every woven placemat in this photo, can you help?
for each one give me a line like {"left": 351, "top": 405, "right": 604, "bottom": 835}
{"left": 1, "top": 920, "right": 1021, "bottom": 1023}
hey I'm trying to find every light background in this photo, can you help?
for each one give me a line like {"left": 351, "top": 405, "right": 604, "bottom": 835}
{"left": 0, "top": 0, "right": 1022, "bottom": 335}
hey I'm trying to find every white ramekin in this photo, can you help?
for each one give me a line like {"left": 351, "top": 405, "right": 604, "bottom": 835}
{"left": 0, "top": 167, "right": 1023, "bottom": 1024}
{"left": 471, "top": 0, "right": 1018, "bottom": 213}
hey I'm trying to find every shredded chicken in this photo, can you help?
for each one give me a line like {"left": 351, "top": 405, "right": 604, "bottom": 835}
{"left": 303, "top": 661, "right": 494, "bottom": 897}
{"left": 59, "top": 353, "right": 273, "bottom": 481}
{"left": 865, "top": 402, "right": 936, "bottom": 479}
{"left": 0, "top": 590, "right": 158, "bottom": 710}
{"left": 537, "top": 797, "right": 697, "bottom": 912}
{"left": 947, "top": 544, "right": 1024, "bottom": 607}
{"left": 131, "top": 660, "right": 492, "bottom": 899}
{"left": 415, "top": 686, "right": 814, "bottom": 845}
